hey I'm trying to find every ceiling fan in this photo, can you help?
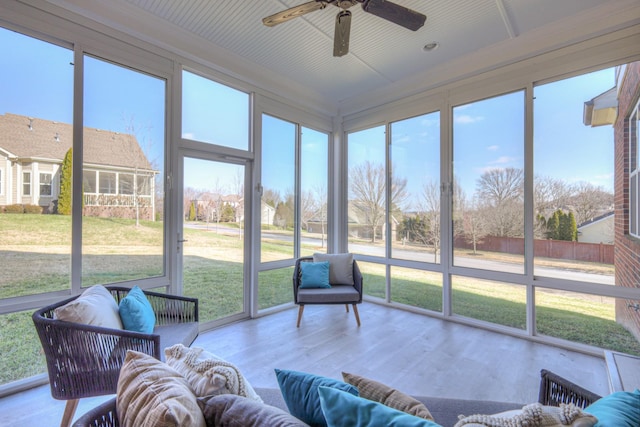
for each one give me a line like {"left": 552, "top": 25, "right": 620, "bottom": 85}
{"left": 262, "top": 0, "right": 426, "bottom": 57}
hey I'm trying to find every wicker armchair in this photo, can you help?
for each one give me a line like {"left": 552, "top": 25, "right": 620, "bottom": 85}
{"left": 538, "top": 369, "right": 602, "bottom": 408}
{"left": 293, "top": 256, "right": 363, "bottom": 327}
{"left": 33, "top": 286, "right": 199, "bottom": 427}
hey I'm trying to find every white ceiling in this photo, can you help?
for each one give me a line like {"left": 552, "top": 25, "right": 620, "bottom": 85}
{"left": 45, "top": 0, "right": 640, "bottom": 115}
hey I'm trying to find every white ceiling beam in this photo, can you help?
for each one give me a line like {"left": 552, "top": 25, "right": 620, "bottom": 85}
{"left": 495, "top": 0, "right": 517, "bottom": 38}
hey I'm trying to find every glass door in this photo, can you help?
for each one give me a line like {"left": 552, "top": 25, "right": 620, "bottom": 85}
{"left": 181, "top": 155, "right": 247, "bottom": 325}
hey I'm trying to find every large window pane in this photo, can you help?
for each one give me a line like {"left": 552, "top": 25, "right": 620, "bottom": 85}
{"left": 183, "top": 158, "right": 245, "bottom": 323}
{"left": 0, "top": 27, "right": 73, "bottom": 300}
{"left": 390, "top": 267, "right": 442, "bottom": 312}
{"left": 533, "top": 70, "right": 615, "bottom": 284}
{"left": 392, "top": 112, "right": 440, "bottom": 262}
{"left": 182, "top": 71, "right": 249, "bottom": 149}
{"left": 452, "top": 92, "right": 525, "bottom": 273}
{"left": 357, "top": 260, "right": 386, "bottom": 299}
{"left": 83, "top": 55, "right": 165, "bottom": 285}
{"left": 258, "top": 267, "right": 294, "bottom": 310}
{"left": 452, "top": 275, "right": 526, "bottom": 329}
{"left": 301, "top": 127, "right": 329, "bottom": 254}
{"left": 536, "top": 289, "right": 640, "bottom": 355}
{"left": 261, "top": 114, "right": 295, "bottom": 262}
{"left": 347, "top": 126, "right": 386, "bottom": 256}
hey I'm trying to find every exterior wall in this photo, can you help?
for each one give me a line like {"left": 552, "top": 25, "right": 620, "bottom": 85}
{"left": 578, "top": 215, "right": 614, "bottom": 244}
{"left": 614, "top": 62, "right": 640, "bottom": 341}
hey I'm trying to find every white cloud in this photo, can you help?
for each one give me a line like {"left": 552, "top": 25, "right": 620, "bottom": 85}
{"left": 490, "top": 156, "right": 515, "bottom": 165}
{"left": 182, "top": 132, "right": 195, "bottom": 140}
{"left": 487, "top": 145, "right": 499, "bottom": 151}
{"left": 454, "top": 114, "right": 483, "bottom": 124}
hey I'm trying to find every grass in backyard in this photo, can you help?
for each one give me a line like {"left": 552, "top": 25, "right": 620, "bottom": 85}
{"left": 0, "top": 215, "right": 638, "bottom": 385}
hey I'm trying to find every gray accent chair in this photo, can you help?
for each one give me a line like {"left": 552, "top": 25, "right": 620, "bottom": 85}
{"left": 293, "top": 256, "right": 363, "bottom": 327}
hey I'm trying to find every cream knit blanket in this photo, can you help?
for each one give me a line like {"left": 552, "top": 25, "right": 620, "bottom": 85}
{"left": 454, "top": 403, "right": 597, "bottom": 427}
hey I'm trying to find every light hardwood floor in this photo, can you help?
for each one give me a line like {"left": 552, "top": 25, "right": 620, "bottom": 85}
{"left": 0, "top": 302, "right": 610, "bottom": 426}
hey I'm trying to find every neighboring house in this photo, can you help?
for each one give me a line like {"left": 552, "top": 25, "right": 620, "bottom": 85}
{"left": 190, "top": 193, "right": 244, "bottom": 223}
{"left": 0, "top": 113, "right": 158, "bottom": 219}
{"left": 584, "top": 61, "right": 640, "bottom": 341}
{"left": 260, "top": 200, "right": 275, "bottom": 226}
{"left": 577, "top": 212, "right": 614, "bottom": 244}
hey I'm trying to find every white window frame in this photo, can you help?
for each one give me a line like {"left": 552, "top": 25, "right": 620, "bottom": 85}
{"left": 39, "top": 172, "right": 52, "bottom": 197}
{"left": 23, "top": 171, "right": 31, "bottom": 196}
{"left": 0, "top": 168, "right": 3, "bottom": 196}
{"left": 630, "top": 100, "right": 640, "bottom": 238}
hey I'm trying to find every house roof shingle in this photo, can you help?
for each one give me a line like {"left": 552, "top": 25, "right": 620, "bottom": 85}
{"left": 0, "top": 113, "right": 154, "bottom": 170}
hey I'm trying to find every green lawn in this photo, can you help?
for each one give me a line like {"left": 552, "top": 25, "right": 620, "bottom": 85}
{"left": 1, "top": 213, "right": 639, "bottom": 385}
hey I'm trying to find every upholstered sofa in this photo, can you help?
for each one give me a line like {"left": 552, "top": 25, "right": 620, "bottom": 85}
{"left": 74, "top": 386, "right": 524, "bottom": 427}
{"left": 73, "top": 347, "right": 624, "bottom": 427}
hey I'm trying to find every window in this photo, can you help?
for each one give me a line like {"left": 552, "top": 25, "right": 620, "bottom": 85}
{"left": 83, "top": 54, "right": 166, "bottom": 286}
{"left": 39, "top": 173, "right": 52, "bottom": 196}
{"left": 83, "top": 170, "right": 97, "bottom": 193}
{"left": 630, "top": 99, "right": 639, "bottom": 237}
{"left": 119, "top": 173, "right": 134, "bottom": 195}
{"left": 23, "top": 172, "right": 31, "bottom": 196}
{"left": 182, "top": 70, "right": 249, "bottom": 150}
{"left": 347, "top": 126, "right": 386, "bottom": 255}
{"left": 534, "top": 69, "right": 615, "bottom": 282}
{"left": 261, "top": 114, "right": 295, "bottom": 262}
{"left": 452, "top": 91, "right": 525, "bottom": 274}
{"left": 98, "top": 172, "right": 116, "bottom": 194}
{"left": 391, "top": 112, "right": 440, "bottom": 263}
{"left": 0, "top": 26, "right": 73, "bottom": 387}
{"left": 137, "top": 175, "right": 151, "bottom": 196}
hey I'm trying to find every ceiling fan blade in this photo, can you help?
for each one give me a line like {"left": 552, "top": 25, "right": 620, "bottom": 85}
{"left": 262, "top": 1, "right": 327, "bottom": 27}
{"left": 333, "top": 10, "right": 352, "bottom": 57}
{"left": 362, "top": 0, "right": 426, "bottom": 31}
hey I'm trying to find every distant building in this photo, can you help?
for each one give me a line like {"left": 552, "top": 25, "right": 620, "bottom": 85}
{"left": 577, "top": 212, "right": 614, "bottom": 244}
{"left": 0, "top": 113, "right": 158, "bottom": 219}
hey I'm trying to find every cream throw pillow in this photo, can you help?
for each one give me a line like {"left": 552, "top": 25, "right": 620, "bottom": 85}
{"left": 165, "top": 344, "right": 263, "bottom": 402}
{"left": 342, "top": 372, "right": 434, "bottom": 420}
{"left": 454, "top": 403, "right": 598, "bottom": 427}
{"left": 54, "top": 285, "right": 122, "bottom": 329}
{"left": 116, "top": 350, "right": 205, "bottom": 427}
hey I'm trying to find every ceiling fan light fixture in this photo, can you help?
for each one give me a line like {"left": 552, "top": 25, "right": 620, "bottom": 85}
{"left": 423, "top": 42, "right": 439, "bottom": 52}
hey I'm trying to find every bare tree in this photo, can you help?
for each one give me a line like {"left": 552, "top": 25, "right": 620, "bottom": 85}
{"left": 463, "top": 196, "right": 488, "bottom": 254}
{"left": 570, "top": 181, "right": 614, "bottom": 225}
{"left": 314, "top": 184, "right": 328, "bottom": 248}
{"left": 476, "top": 167, "right": 524, "bottom": 237}
{"left": 411, "top": 180, "right": 441, "bottom": 262}
{"left": 349, "top": 161, "right": 408, "bottom": 243}
{"left": 300, "top": 189, "right": 317, "bottom": 232}
{"left": 533, "top": 176, "right": 571, "bottom": 238}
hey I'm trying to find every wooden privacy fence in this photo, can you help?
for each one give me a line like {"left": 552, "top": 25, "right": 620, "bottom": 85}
{"left": 454, "top": 236, "right": 614, "bottom": 264}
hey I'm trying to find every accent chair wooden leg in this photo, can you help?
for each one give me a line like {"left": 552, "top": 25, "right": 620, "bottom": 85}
{"left": 296, "top": 305, "right": 304, "bottom": 327}
{"left": 60, "top": 399, "right": 79, "bottom": 427}
{"left": 352, "top": 304, "right": 361, "bottom": 327}
{"left": 345, "top": 304, "right": 349, "bottom": 312}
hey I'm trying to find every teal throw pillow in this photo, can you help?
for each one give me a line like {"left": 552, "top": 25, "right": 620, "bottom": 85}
{"left": 585, "top": 389, "right": 640, "bottom": 427}
{"left": 119, "top": 286, "right": 156, "bottom": 334}
{"left": 299, "top": 262, "right": 331, "bottom": 289}
{"left": 275, "top": 369, "right": 358, "bottom": 427}
{"left": 318, "top": 386, "right": 442, "bottom": 427}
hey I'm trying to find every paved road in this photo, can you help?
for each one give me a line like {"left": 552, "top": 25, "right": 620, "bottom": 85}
{"left": 184, "top": 223, "right": 613, "bottom": 284}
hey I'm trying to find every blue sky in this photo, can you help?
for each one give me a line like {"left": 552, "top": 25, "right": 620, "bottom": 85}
{"left": 1, "top": 25, "right": 616, "bottom": 203}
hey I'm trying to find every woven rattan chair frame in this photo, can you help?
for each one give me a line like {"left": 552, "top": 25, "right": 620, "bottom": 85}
{"left": 33, "top": 286, "right": 198, "bottom": 427}
{"left": 538, "top": 369, "right": 602, "bottom": 409}
{"left": 293, "top": 256, "right": 363, "bottom": 327}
